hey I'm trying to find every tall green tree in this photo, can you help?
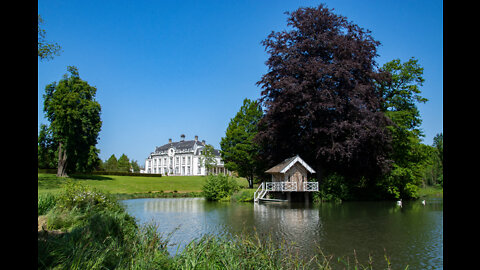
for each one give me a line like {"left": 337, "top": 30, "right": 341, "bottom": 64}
{"left": 433, "top": 132, "right": 443, "bottom": 168}
{"left": 430, "top": 132, "right": 443, "bottom": 187}
{"left": 38, "top": 14, "right": 62, "bottom": 61}
{"left": 43, "top": 66, "right": 102, "bottom": 177}
{"left": 376, "top": 58, "right": 429, "bottom": 199}
{"left": 105, "top": 154, "right": 118, "bottom": 172}
{"left": 117, "top": 154, "right": 131, "bottom": 172}
{"left": 220, "top": 98, "right": 264, "bottom": 188}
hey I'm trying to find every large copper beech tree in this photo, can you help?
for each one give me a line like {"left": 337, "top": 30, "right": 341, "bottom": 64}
{"left": 255, "top": 4, "right": 392, "bottom": 184}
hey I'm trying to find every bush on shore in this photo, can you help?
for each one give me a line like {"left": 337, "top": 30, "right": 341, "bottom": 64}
{"left": 202, "top": 174, "right": 239, "bottom": 201}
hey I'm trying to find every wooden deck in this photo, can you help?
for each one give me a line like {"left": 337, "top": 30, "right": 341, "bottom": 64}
{"left": 258, "top": 198, "right": 289, "bottom": 203}
{"left": 254, "top": 181, "right": 318, "bottom": 202}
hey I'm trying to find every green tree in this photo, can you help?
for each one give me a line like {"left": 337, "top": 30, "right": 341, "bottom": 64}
{"left": 430, "top": 133, "right": 443, "bottom": 187}
{"left": 130, "top": 160, "right": 140, "bottom": 173}
{"left": 220, "top": 98, "right": 264, "bottom": 188}
{"left": 200, "top": 144, "right": 217, "bottom": 174}
{"left": 38, "top": 14, "right": 62, "bottom": 61}
{"left": 43, "top": 66, "right": 102, "bottom": 177}
{"left": 105, "top": 154, "right": 118, "bottom": 172}
{"left": 376, "top": 58, "right": 429, "bottom": 199}
{"left": 433, "top": 133, "right": 443, "bottom": 167}
{"left": 117, "top": 154, "right": 131, "bottom": 172}
{"left": 38, "top": 124, "right": 58, "bottom": 169}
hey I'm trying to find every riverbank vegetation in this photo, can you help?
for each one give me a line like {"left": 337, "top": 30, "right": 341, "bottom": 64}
{"left": 39, "top": 183, "right": 405, "bottom": 269}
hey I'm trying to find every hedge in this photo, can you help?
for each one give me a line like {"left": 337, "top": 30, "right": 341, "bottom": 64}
{"left": 38, "top": 168, "right": 161, "bottom": 177}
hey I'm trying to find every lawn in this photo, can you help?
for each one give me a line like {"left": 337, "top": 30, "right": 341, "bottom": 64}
{"left": 38, "top": 173, "right": 249, "bottom": 196}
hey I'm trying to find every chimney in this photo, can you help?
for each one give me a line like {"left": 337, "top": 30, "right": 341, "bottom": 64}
{"left": 180, "top": 134, "right": 185, "bottom": 141}
{"left": 194, "top": 135, "right": 198, "bottom": 142}
{"left": 168, "top": 138, "right": 172, "bottom": 143}
{"left": 202, "top": 140, "right": 206, "bottom": 146}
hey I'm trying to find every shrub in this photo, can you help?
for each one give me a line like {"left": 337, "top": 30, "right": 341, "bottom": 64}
{"left": 202, "top": 174, "right": 239, "bottom": 201}
{"left": 231, "top": 189, "right": 255, "bottom": 202}
{"left": 314, "top": 173, "right": 350, "bottom": 203}
{"left": 378, "top": 164, "right": 420, "bottom": 200}
{"left": 56, "top": 180, "right": 117, "bottom": 212}
{"left": 38, "top": 182, "right": 174, "bottom": 269}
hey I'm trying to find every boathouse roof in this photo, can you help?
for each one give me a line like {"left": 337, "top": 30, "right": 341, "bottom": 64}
{"left": 265, "top": 155, "right": 316, "bottom": 174}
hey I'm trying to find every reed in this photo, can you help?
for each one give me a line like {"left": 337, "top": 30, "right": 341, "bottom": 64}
{"left": 38, "top": 182, "right": 407, "bottom": 269}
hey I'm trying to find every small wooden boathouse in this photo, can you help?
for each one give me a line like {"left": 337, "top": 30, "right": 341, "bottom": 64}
{"left": 254, "top": 155, "right": 318, "bottom": 202}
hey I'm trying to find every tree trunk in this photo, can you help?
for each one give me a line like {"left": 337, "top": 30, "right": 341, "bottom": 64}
{"left": 247, "top": 175, "right": 253, "bottom": 189}
{"left": 56, "top": 142, "right": 68, "bottom": 177}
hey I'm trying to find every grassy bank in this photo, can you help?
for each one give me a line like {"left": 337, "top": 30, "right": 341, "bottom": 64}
{"left": 38, "top": 182, "right": 402, "bottom": 269}
{"left": 417, "top": 185, "right": 443, "bottom": 198}
{"left": 38, "top": 173, "right": 248, "bottom": 197}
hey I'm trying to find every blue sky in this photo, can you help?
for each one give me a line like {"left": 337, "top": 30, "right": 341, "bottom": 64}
{"left": 38, "top": 0, "right": 443, "bottom": 166}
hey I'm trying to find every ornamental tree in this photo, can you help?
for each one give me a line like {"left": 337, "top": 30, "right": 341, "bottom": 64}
{"left": 255, "top": 4, "right": 392, "bottom": 184}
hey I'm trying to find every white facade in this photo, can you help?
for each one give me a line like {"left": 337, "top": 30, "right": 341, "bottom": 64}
{"left": 144, "top": 135, "right": 230, "bottom": 176}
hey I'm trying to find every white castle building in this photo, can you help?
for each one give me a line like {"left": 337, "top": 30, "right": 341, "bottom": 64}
{"left": 144, "top": 134, "right": 230, "bottom": 176}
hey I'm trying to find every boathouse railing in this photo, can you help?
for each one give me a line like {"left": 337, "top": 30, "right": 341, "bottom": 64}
{"left": 264, "top": 181, "right": 318, "bottom": 192}
{"left": 254, "top": 181, "right": 319, "bottom": 202}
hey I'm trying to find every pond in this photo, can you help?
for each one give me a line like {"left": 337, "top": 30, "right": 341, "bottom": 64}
{"left": 121, "top": 197, "right": 443, "bottom": 269}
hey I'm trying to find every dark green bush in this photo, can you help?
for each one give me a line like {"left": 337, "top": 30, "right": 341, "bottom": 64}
{"left": 314, "top": 173, "right": 350, "bottom": 203}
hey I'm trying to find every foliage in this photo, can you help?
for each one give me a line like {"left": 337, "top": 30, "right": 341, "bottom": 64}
{"left": 202, "top": 174, "right": 239, "bottom": 201}
{"left": 38, "top": 14, "right": 62, "bottom": 61}
{"left": 432, "top": 133, "right": 443, "bottom": 187}
{"left": 220, "top": 98, "right": 265, "bottom": 188}
{"left": 418, "top": 133, "right": 443, "bottom": 187}
{"left": 38, "top": 193, "right": 58, "bottom": 216}
{"left": 130, "top": 160, "right": 141, "bottom": 173}
{"left": 104, "top": 154, "right": 118, "bottom": 171}
{"left": 231, "top": 189, "right": 256, "bottom": 202}
{"left": 118, "top": 153, "right": 131, "bottom": 172}
{"left": 375, "top": 58, "right": 431, "bottom": 199}
{"left": 55, "top": 181, "right": 117, "bottom": 212}
{"left": 199, "top": 144, "right": 218, "bottom": 173}
{"left": 43, "top": 66, "right": 102, "bottom": 176}
{"left": 38, "top": 183, "right": 173, "bottom": 269}
{"left": 255, "top": 4, "right": 392, "bottom": 183}
{"left": 38, "top": 124, "right": 58, "bottom": 169}
{"left": 313, "top": 173, "right": 350, "bottom": 203}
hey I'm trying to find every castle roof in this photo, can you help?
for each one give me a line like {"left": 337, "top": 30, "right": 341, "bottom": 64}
{"left": 154, "top": 139, "right": 220, "bottom": 156}
{"left": 155, "top": 140, "right": 198, "bottom": 152}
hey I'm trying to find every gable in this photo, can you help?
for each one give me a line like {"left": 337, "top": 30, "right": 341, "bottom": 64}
{"left": 265, "top": 155, "right": 316, "bottom": 174}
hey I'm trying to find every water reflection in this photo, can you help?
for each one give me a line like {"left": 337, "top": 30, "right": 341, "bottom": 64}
{"left": 121, "top": 197, "right": 442, "bottom": 269}
{"left": 144, "top": 197, "right": 204, "bottom": 213}
{"left": 253, "top": 202, "right": 323, "bottom": 255}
